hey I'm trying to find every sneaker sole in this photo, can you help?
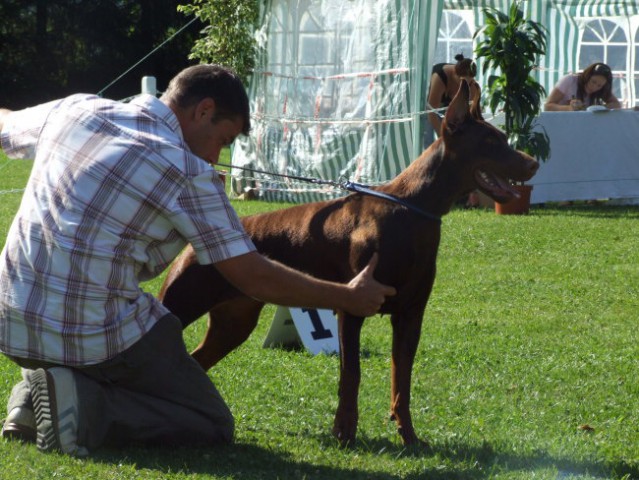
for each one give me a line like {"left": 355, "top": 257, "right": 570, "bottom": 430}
{"left": 30, "top": 368, "right": 88, "bottom": 456}
{"left": 30, "top": 368, "right": 60, "bottom": 452}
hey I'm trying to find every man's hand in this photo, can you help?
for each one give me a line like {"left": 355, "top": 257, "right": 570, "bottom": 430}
{"left": 345, "top": 253, "right": 396, "bottom": 317}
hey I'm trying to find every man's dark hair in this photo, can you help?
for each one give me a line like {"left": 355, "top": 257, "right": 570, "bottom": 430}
{"left": 162, "top": 64, "right": 251, "bottom": 135}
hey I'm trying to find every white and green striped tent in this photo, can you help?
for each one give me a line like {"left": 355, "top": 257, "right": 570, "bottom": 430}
{"left": 231, "top": 0, "right": 639, "bottom": 202}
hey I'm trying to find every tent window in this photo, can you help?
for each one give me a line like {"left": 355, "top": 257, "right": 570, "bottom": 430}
{"left": 433, "top": 10, "right": 474, "bottom": 64}
{"left": 299, "top": 12, "right": 330, "bottom": 70}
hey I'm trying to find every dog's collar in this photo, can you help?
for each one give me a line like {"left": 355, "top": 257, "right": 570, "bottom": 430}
{"left": 342, "top": 182, "right": 442, "bottom": 224}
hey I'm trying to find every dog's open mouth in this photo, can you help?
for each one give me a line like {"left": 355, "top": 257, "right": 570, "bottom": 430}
{"left": 475, "top": 169, "right": 521, "bottom": 203}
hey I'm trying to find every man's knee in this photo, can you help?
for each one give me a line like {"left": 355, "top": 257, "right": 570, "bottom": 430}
{"left": 200, "top": 413, "right": 234, "bottom": 445}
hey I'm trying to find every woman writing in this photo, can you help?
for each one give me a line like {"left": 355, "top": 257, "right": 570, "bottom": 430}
{"left": 544, "top": 62, "right": 622, "bottom": 111}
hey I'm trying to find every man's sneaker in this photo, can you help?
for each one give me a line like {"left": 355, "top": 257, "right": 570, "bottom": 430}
{"left": 1, "top": 407, "right": 37, "bottom": 443}
{"left": 28, "top": 368, "right": 88, "bottom": 457}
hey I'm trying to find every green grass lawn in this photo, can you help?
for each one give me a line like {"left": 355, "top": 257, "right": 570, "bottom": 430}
{"left": 0, "top": 152, "right": 638, "bottom": 479}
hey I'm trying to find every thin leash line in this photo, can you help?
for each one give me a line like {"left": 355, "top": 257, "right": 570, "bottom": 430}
{"left": 217, "top": 162, "right": 441, "bottom": 223}
{"left": 0, "top": 157, "right": 19, "bottom": 173}
{"left": 252, "top": 65, "right": 576, "bottom": 80}
{"left": 218, "top": 162, "right": 342, "bottom": 188}
{"left": 251, "top": 106, "right": 451, "bottom": 125}
{"left": 0, "top": 158, "right": 27, "bottom": 195}
{"left": 97, "top": 16, "right": 198, "bottom": 97}
{"left": 0, "top": 188, "right": 26, "bottom": 196}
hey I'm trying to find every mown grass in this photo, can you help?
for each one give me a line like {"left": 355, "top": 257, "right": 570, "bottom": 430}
{"left": 0, "top": 151, "right": 638, "bottom": 479}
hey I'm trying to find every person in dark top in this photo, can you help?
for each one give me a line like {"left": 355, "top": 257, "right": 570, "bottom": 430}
{"left": 426, "top": 54, "right": 478, "bottom": 137}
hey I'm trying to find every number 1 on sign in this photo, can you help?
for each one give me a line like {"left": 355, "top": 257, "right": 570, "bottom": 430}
{"left": 302, "top": 308, "right": 333, "bottom": 340}
{"left": 263, "top": 307, "right": 339, "bottom": 355}
{"left": 290, "top": 308, "right": 339, "bottom": 355}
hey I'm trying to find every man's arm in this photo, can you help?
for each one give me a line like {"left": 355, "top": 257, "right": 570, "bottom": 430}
{"left": 214, "top": 251, "right": 396, "bottom": 318}
{"left": 0, "top": 108, "right": 12, "bottom": 133}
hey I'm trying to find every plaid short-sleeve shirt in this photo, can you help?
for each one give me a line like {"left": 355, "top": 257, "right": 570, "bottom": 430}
{"left": 0, "top": 94, "right": 255, "bottom": 365}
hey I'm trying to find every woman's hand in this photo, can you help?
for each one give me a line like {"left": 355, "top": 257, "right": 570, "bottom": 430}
{"left": 569, "top": 98, "right": 584, "bottom": 111}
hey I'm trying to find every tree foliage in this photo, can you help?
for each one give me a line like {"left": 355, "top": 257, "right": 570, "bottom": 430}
{"left": 177, "top": 0, "right": 260, "bottom": 84}
{"left": 0, "top": 0, "right": 199, "bottom": 109}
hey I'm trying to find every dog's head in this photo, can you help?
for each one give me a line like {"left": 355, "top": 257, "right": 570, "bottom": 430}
{"left": 441, "top": 80, "right": 539, "bottom": 204}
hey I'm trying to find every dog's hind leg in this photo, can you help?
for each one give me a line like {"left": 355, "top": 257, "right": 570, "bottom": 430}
{"left": 332, "top": 311, "right": 365, "bottom": 447}
{"left": 390, "top": 308, "right": 429, "bottom": 447}
{"left": 191, "top": 297, "right": 264, "bottom": 370}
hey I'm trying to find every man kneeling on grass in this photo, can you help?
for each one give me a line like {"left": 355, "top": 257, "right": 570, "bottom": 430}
{"left": 0, "top": 64, "right": 395, "bottom": 456}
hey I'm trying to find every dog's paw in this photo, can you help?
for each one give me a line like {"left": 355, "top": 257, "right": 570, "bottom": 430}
{"left": 332, "top": 423, "right": 357, "bottom": 448}
{"left": 397, "top": 426, "right": 430, "bottom": 449}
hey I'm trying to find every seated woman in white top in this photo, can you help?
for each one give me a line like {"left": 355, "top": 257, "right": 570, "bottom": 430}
{"left": 545, "top": 62, "right": 622, "bottom": 111}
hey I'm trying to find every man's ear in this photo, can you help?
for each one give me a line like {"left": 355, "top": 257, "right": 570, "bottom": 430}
{"left": 194, "top": 97, "right": 217, "bottom": 121}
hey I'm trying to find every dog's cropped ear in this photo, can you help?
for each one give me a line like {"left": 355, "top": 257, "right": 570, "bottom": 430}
{"left": 469, "top": 82, "right": 483, "bottom": 120}
{"left": 442, "top": 79, "right": 470, "bottom": 134}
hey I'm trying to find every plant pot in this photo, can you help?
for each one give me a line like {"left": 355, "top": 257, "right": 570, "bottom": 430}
{"left": 495, "top": 184, "right": 533, "bottom": 215}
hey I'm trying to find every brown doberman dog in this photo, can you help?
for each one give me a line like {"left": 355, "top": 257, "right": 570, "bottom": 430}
{"left": 158, "top": 80, "right": 539, "bottom": 447}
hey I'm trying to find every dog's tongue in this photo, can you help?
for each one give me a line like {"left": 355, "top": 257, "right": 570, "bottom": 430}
{"left": 475, "top": 169, "right": 520, "bottom": 201}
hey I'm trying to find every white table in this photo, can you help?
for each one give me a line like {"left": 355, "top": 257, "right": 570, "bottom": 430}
{"left": 529, "top": 110, "right": 639, "bottom": 204}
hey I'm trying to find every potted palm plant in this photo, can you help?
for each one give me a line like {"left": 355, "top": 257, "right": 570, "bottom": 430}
{"left": 474, "top": 1, "right": 550, "bottom": 214}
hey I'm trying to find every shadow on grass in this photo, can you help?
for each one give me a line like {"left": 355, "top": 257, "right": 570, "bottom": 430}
{"left": 56, "top": 433, "right": 638, "bottom": 480}
{"left": 319, "top": 434, "right": 639, "bottom": 480}
{"left": 428, "top": 440, "right": 639, "bottom": 480}
{"left": 91, "top": 441, "right": 404, "bottom": 480}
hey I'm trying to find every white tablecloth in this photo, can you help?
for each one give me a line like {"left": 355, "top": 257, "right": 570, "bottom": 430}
{"left": 528, "top": 110, "right": 639, "bottom": 204}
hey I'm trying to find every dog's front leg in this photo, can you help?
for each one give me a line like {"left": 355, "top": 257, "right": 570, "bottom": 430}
{"left": 390, "top": 309, "right": 428, "bottom": 447}
{"left": 332, "top": 311, "right": 365, "bottom": 447}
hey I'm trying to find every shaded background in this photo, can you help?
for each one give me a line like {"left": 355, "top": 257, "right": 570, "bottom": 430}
{"left": 0, "top": 0, "right": 202, "bottom": 109}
